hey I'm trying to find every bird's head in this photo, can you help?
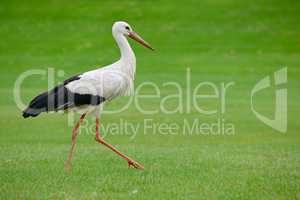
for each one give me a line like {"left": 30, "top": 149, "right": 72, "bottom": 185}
{"left": 112, "top": 21, "right": 154, "bottom": 51}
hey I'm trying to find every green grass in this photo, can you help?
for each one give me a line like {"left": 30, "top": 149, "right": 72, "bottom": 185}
{"left": 1, "top": 0, "right": 300, "bottom": 199}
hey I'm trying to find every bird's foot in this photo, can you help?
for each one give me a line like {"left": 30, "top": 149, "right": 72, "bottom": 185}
{"left": 64, "top": 162, "right": 72, "bottom": 173}
{"left": 128, "top": 160, "right": 144, "bottom": 170}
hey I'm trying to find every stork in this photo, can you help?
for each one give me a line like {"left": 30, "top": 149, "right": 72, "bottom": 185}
{"left": 22, "top": 21, "right": 154, "bottom": 171}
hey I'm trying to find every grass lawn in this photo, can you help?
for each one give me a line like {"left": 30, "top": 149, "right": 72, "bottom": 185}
{"left": 0, "top": 0, "right": 300, "bottom": 199}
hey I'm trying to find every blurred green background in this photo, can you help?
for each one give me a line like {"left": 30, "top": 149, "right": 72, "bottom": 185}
{"left": 0, "top": 0, "right": 300, "bottom": 199}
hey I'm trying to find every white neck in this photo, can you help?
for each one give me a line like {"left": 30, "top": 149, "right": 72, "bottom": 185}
{"left": 113, "top": 33, "right": 136, "bottom": 76}
{"left": 114, "top": 34, "right": 135, "bottom": 61}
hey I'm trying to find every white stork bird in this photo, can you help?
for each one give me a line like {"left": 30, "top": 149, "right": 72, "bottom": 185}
{"left": 22, "top": 21, "right": 154, "bottom": 171}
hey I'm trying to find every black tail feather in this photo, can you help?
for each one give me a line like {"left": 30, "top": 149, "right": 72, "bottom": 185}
{"left": 22, "top": 84, "right": 105, "bottom": 119}
{"left": 22, "top": 110, "right": 39, "bottom": 118}
{"left": 22, "top": 75, "right": 83, "bottom": 118}
{"left": 22, "top": 91, "right": 49, "bottom": 118}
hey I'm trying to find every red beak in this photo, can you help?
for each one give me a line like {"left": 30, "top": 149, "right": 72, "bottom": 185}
{"left": 128, "top": 31, "right": 154, "bottom": 51}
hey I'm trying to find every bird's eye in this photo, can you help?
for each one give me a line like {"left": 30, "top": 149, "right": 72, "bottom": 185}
{"left": 125, "top": 26, "right": 130, "bottom": 30}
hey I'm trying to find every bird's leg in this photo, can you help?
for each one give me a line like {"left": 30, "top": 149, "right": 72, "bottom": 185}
{"left": 94, "top": 117, "right": 144, "bottom": 170}
{"left": 64, "top": 113, "right": 86, "bottom": 172}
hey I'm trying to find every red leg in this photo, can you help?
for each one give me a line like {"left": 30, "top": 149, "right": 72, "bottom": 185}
{"left": 94, "top": 117, "right": 144, "bottom": 170}
{"left": 64, "top": 113, "right": 86, "bottom": 172}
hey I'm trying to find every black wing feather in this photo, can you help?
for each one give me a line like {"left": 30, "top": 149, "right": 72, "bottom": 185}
{"left": 22, "top": 75, "right": 105, "bottom": 118}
